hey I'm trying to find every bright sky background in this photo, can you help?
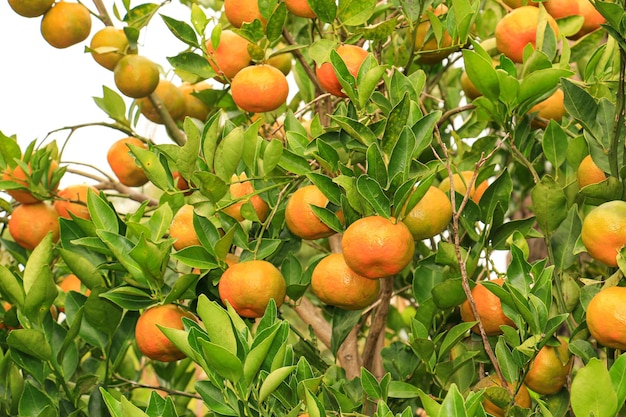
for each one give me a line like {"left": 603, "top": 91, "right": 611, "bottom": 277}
{"left": 0, "top": 1, "right": 192, "bottom": 188}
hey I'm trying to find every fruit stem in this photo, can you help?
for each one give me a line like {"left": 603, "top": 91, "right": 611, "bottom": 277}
{"left": 91, "top": 0, "right": 114, "bottom": 27}
{"left": 147, "top": 93, "right": 187, "bottom": 146}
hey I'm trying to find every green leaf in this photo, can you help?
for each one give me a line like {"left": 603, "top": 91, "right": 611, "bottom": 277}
{"left": 338, "top": 0, "right": 376, "bottom": 25}
{"left": 439, "top": 384, "right": 467, "bottom": 417}
{"left": 214, "top": 128, "right": 245, "bottom": 182}
{"left": 361, "top": 367, "right": 382, "bottom": 400}
{"left": 356, "top": 176, "right": 390, "bottom": 216}
{"left": 87, "top": 190, "right": 119, "bottom": 234}
{"left": 199, "top": 339, "right": 244, "bottom": 383}
{"left": 263, "top": 139, "right": 283, "bottom": 175}
{"left": 161, "top": 14, "right": 198, "bottom": 47}
{"left": 99, "top": 287, "right": 155, "bottom": 310}
{"left": 462, "top": 49, "right": 499, "bottom": 100}
{"left": 550, "top": 205, "right": 582, "bottom": 271}
{"left": 0, "top": 264, "right": 25, "bottom": 308}
{"left": 382, "top": 93, "right": 410, "bottom": 155}
{"left": 196, "top": 295, "right": 237, "bottom": 354}
{"left": 330, "top": 309, "right": 362, "bottom": 355}
{"left": 531, "top": 175, "right": 567, "bottom": 236}
{"left": 259, "top": 365, "right": 296, "bottom": 403}
{"left": 167, "top": 52, "right": 216, "bottom": 82}
{"left": 23, "top": 233, "right": 57, "bottom": 324}
{"left": 93, "top": 86, "right": 128, "bottom": 125}
{"left": 308, "top": 0, "right": 337, "bottom": 23}
{"left": 495, "top": 338, "right": 519, "bottom": 384}
{"left": 177, "top": 118, "right": 201, "bottom": 182}
{"left": 7, "top": 329, "right": 51, "bottom": 360}
{"left": 329, "top": 115, "right": 377, "bottom": 146}
{"left": 97, "top": 231, "right": 149, "bottom": 288}
{"left": 571, "top": 357, "right": 618, "bottom": 417}
{"left": 128, "top": 144, "right": 169, "bottom": 190}
{"left": 244, "top": 325, "right": 280, "bottom": 385}
{"left": 265, "top": 2, "right": 287, "bottom": 41}
{"left": 388, "top": 381, "right": 421, "bottom": 399}
{"left": 366, "top": 143, "right": 388, "bottom": 188}
{"left": 542, "top": 120, "right": 568, "bottom": 170}
{"left": 609, "top": 353, "right": 626, "bottom": 408}
{"left": 195, "top": 381, "right": 238, "bottom": 416}
{"left": 438, "top": 321, "right": 476, "bottom": 359}
{"left": 18, "top": 382, "right": 56, "bottom": 417}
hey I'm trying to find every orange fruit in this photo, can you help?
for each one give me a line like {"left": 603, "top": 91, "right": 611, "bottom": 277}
{"left": 206, "top": 30, "right": 251, "bottom": 81}
{"left": 495, "top": 6, "right": 559, "bottom": 63}
{"left": 223, "top": 0, "right": 266, "bottom": 28}
{"left": 285, "top": 185, "right": 338, "bottom": 240}
{"left": 284, "top": 0, "right": 316, "bottom": 18}
{"left": 89, "top": 27, "right": 129, "bottom": 71}
{"left": 53, "top": 184, "right": 98, "bottom": 220}
{"left": 460, "top": 278, "right": 516, "bottom": 336}
{"left": 59, "top": 273, "right": 91, "bottom": 296}
{"left": 543, "top": 0, "right": 580, "bottom": 20}
{"left": 172, "top": 171, "right": 192, "bottom": 195}
{"left": 218, "top": 260, "right": 286, "bottom": 318}
{"left": 581, "top": 200, "right": 626, "bottom": 267}
{"left": 316, "top": 44, "right": 369, "bottom": 98}
{"left": 137, "top": 80, "right": 186, "bottom": 124}
{"left": 8, "top": 202, "right": 60, "bottom": 250}
{"left": 2, "top": 160, "right": 59, "bottom": 204}
{"left": 586, "top": 286, "right": 626, "bottom": 350}
{"left": 439, "top": 171, "right": 488, "bottom": 204}
{"left": 502, "top": 0, "right": 537, "bottom": 7}
{"left": 8, "top": 0, "right": 54, "bottom": 17}
{"left": 311, "top": 253, "right": 380, "bottom": 310}
{"left": 231, "top": 65, "right": 289, "bottom": 113}
{"left": 40, "top": 1, "right": 92, "bottom": 49}
{"left": 474, "top": 375, "right": 532, "bottom": 417}
{"left": 178, "top": 81, "right": 212, "bottom": 122}
{"left": 222, "top": 173, "right": 270, "bottom": 222}
{"left": 401, "top": 186, "right": 453, "bottom": 241}
{"left": 574, "top": 0, "right": 606, "bottom": 38}
{"left": 414, "top": 5, "right": 455, "bottom": 64}
{"left": 524, "top": 337, "right": 573, "bottom": 395}
{"left": 107, "top": 137, "right": 150, "bottom": 187}
{"left": 341, "top": 216, "right": 415, "bottom": 280}
{"left": 113, "top": 54, "right": 160, "bottom": 98}
{"left": 169, "top": 204, "right": 201, "bottom": 251}
{"left": 135, "top": 304, "right": 197, "bottom": 362}
{"left": 528, "top": 88, "right": 566, "bottom": 128}
{"left": 577, "top": 155, "right": 606, "bottom": 188}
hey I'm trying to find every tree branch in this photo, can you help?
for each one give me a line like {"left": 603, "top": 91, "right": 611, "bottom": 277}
{"left": 361, "top": 276, "right": 394, "bottom": 378}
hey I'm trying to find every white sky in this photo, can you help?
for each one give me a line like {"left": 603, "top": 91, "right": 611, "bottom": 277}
{"left": 0, "top": 1, "right": 192, "bottom": 187}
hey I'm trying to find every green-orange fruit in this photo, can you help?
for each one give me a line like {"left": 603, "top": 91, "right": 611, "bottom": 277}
{"left": 113, "top": 55, "right": 160, "bottom": 99}
{"left": 40, "top": 1, "right": 92, "bottom": 49}
{"left": 8, "top": 0, "right": 54, "bottom": 17}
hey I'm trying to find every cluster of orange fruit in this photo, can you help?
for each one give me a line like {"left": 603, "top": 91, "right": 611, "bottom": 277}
{"left": 2, "top": 158, "right": 96, "bottom": 250}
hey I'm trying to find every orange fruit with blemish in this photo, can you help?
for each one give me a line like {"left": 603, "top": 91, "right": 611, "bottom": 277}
{"left": 8, "top": 0, "right": 54, "bottom": 17}
{"left": 113, "top": 54, "right": 160, "bottom": 99}
{"left": 341, "top": 216, "right": 415, "bottom": 280}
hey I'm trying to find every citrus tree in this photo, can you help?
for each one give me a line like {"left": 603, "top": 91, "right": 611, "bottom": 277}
{"left": 1, "top": 0, "right": 626, "bottom": 416}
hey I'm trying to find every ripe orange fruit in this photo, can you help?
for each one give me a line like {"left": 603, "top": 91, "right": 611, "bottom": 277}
{"left": 460, "top": 278, "right": 516, "bottom": 336}
{"left": 2, "top": 160, "right": 59, "bottom": 204}
{"left": 135, "top": 304, "right": 197, "bottom": 362}
{"left": 574, "top": 0, "right": 606, "bottom": 38}
{"left": 59, "top": 273, "right": 91, "bottom": 295}
{"left": 107, "top": 137, "right": 150, "bottom": 187}
{"left": 502, "top": 0, "right": 537, "bottom": 7}
{"left": 586, "top": 286, "right": 626, "bottom": 350}
{"left": 577, "top": 155, "right": 606, "bottom": 188}
{"left": 169, "top": 204, "right": 201, "bottom": 251}
{"left": 231, "top": 65, "right": 289, "bottom": 113}
{"left": 341, "top": 216, "right": 415, "bottom": 280}
{"left": 8, "top": 0, "right": 54, "bottom": 17}
{"left": 495, "top": 6, "right": 559, "bottom": 63}
{"left": 316, "top": 44, "right": 369, "bottom": 98}
{"left": 223, "top": 0, "right": 266, "bottom": 28}
{"left": 53, "top": 184, "right": 97, "bottom": 220}
{"left": 543, "top": 0, "right": 579, "bottom": 20}
{"left": 401, "top": 186, "right": 453, "bottom": 241}
{"left": 285, "top": 185, "right": 338, "bottom": 240}
{"left": 206, "top": 30, "right": 251, "bottom": 81}
{"left": 8, "top": 202, "right": 60, "bottom": 250}
{"left": 40, "top": 1, "right": 92, "bottom": 49}
{"left": 581, "top": 200, "right": 626, "bottom": 267}
{"left": 284, "top": 0, "right": 316, "bottom": 18}
{"left": 178, "top": 81, "right": 212, "bottom": 122}
{"left": 524, "top": 337, "right": 572, "bottom": 395}
{"left": 474, "top": 375, "right": 532, "bottom": 417}
{"left": 439, "top": 171, "right": 488, "bottom": 204}
{"left": 89, "top": 27, "right": 129, "bottom": 71}
{"left": 113, "top": 54, "right": 160, "bottom": 98}
{"left": 528, "top": 88, "right": 566, "bottom": 128}
{"left": 137, "top": 80, "right": 186, "bottom": 124}
{"left": 222, "top": 173, "right": 270, "bottom": 222}
{"left": 311, "top": 254, "right": 380, "bottom": 310}
{"left": 218, "top": 260, "right": 286, "bottom": 318}
{"left": 414, "top": 5, "right": 455, "bottom": 64}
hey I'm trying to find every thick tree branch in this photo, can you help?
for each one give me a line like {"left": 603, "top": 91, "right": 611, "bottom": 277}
{"left": 361, "top": 276, "right": 394, "bottom": 378}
